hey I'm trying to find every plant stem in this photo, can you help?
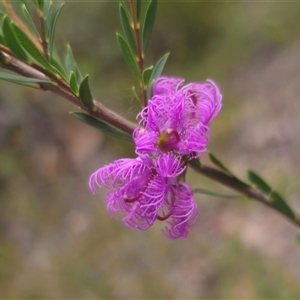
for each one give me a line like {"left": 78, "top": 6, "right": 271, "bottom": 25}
{"left": 0, "top": 52, "right": 136, "bottom": 135}
{"left": 189, "top": 160, "right": 300, "bottom": 229}
{"left": 129, "top": 0, "right": 147, "bottom": 106}
{"left": 1, "top": 51, "right": 299, "bottom": 231}
{"left": 37, "top": 9, "right": 48, "bottom": 60}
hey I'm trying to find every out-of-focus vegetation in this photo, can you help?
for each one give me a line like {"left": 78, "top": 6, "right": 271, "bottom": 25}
{"left": 1, "top": 1, "right": 300, "bottom": 298}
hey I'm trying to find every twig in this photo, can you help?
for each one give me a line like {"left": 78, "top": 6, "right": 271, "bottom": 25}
{"left": 129, "top": 0, "right": 147, "bottom": 106}
{"left": 1, "top": 51, "right": 299, "bottom": 231}
{"left": 0, "top": 52, "right": 137, "bottom": 135}
{"left": 189, "top": 160, "right": 300, "bottom": 229}
{"left": 37, "top": 9, "right": 48, "bottom": 60}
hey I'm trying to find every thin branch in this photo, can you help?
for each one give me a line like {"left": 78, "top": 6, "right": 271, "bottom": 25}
{"left": 0, "top": 44, "right": 71, "bottom": 92}
{"left": 37, "top": 9, "right": 48, "bottom": 60}
{"left": 0, "top": 52, "right": 137, "bottom": 135}
{"left": 129, "top": 0, "right": 147, "bottom": 106}
{"left": 2, "top": 50, "right": 299, "bottom": 232}
{"left": 189, "top": 160, "right": 300, "bottom": 229}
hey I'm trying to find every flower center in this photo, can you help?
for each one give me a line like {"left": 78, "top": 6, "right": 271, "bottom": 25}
{"left": 157, "top": 128, "right": 180, "bottom": 151}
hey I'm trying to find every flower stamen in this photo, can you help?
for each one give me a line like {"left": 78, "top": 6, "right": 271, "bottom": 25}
{"left": 157, "top": 128, "right": 180, "bottom": 151}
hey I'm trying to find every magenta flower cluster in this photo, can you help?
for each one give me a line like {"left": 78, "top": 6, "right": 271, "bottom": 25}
{"left": 89, "top": 77, "right": 222, "bottom": 238}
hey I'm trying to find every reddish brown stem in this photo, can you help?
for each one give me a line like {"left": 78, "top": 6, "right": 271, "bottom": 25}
{"left": 129, "top": 0, "right": 147, "bottom": 106}
{"left": 0, "top": 52, "right": 137, "bottom": 135}
{"left": 37, "top": 9, "right": 49, "bottom": 60}
{"left": 189, "top": 160, "right": 300, "bottom": 229}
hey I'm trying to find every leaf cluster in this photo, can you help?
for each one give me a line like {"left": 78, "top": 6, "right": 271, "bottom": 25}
{"left": 205, "top": 152, "right": 298, "bottom": 224}
{"left": 116, "top": 0, "right": 169, "bottom": 104}
{"left": 0, "top": 1, "right": 132, "bottom": 139}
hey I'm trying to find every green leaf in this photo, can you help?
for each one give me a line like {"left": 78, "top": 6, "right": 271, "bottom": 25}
{"left": 146, "top": 52, "right": 169, "bottom": 99}
{"left": 248, "top": 170, "right": 272, "bottom": 194}
{"left": 189, "top": 157, "right": 202, "bottom": 170}
{"left": 14, "top": 0, "right": 27, "bottom": 17}
{"left": 21, "top": 4, "right": 40, "bottom": 38}
{"left": 69, "top": 71, "right": 79, "bottom": 95}
{"left": 50, "top": 64, "right": 67, "bottom": 82}
{"left": 0, "top": 71, "right": 50, "bottom": 84}
{"left": 48, "top": 3, "right": 64, "bottom": 62}
{"left": 32, "top": 0, "right": 44, "bottom": 11}
{"left": 11, "top": 22, "right": 53, "bottom": 72}
{"left": 116, "top": 0, "right": 131, "bottom": 18}
{"left": 65, "top": 44, "right": 82, "bottom": 83}
{"left": 116, "top": 33, "right": 140, "bottom": 80}
{"left": 2, "top": 16, "right": 29, "bottom": 62}
{"left": 79, "top": 75, "right": 94, "bottom": 110}
{"left": 194, "top": 188, "right": 244, "bottom": 199}
{"left": 43, "top": 0, "right": 53, "bottom": 37}
{"left": 70, "top": 112, "right": 132, "bottom": 142}
{"left": 136, "top": 0, "right": 142, "bottom": 23}
{"left": 142, "top": 66, "right": 153, "bottom": 87}
{"left": 50, "top": 54, "right": 67, "bottom": 78}
{"left": 37, "top": 0, "right": 44, "bottom": 11}
{"left": 0, "top": 32, "right": 5, "bottom": 46}
{"left": 208, "top": 152, "right": 233, "bottom": 174}
{"left": 119, "top": 4, "right": 136, "bottom": 55}
{"left": 142, "top": 0, "right": 157, "bottom": 53}
{"left": 270, "top": 190, "right": 295, "bottom": 219}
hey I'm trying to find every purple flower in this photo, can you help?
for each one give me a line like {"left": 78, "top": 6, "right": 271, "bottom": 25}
{"left": 134, "top": 77, "right": 222, "bottom": 160}
{"left": 162, "top": 181, "right": 198, "bottom": 239}
{"left": 89, "top": 153, "right": 196, "bottom": 237}
{"left": 89, "top": 76, "right": 223, "bottom": 239}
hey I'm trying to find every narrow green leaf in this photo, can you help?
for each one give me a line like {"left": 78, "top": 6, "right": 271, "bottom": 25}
{"left": 116, "top": 0, "right": 131, "bottom": 18}
{"left": 50, "top": 54, "right": 67, "bottom": 78}
{"left": 116, "top": 33, "right": 140, "bottom": 80}
{"left": 69, "top": 71, "right": 79, "bottom": 95}
{"left": 208, "top": 152, "right": 233, "bottom": 174}
{"left": 270, "top": 190, "right": 295, "bottom": 219}
{"left": 37, "top": 0, "right": 44, "bottom": 11}
{"left": 189, "top": 157, "right": 202, "bottom": 170}
{"left": 79, "top": 75, "right": 94, "bottom": 110}
{"left": 50, "top": 64, "right": 67, "bottom": 82}
{"left": 146, "top": 52, "right": 169, "bottom": 99}
{"left": 21, "top": 4, "right": 40, "bottom": 38}
{"left": 2, "top": 16, "right": 29, "bottom": 62}
{"left": 70, "top": 112, "right": 132, "bottom": 142}
{"left": 194, "top": 188, "right": 244, "bottom": 199}
{"left": 11, "top": 22, "right": 52, "bottom": 72}
{"left": 31, "top": 0, "right": 39, "bottom": 9}
{"left": 48, "top": 3, "right": 64, "bottom": 62}
{"left": 136, "top": 0, "right": 142, "bottom": 22}
{"left": 248, "top": 170, "right": 272, "bottom": 194}
{"left": 65, "top": 44, "right": 82, "bottom": 83}
{"left": 43, "top": 0, "right": 53, "bottom": 37}
{"left": 14, "top": 0, "right": 27, "bottom": 17}
{"left": 142, "top": 0, "right": 157, "bottom": 53}
{"left": 32, "top": 0, "right": 44, "bottom": 11}
{"left": 142, "top": 66, "right": 153, "bottom": 87}
{"left": 119, "top": 4, "right": 136, "bottom": 55}
{"left": 0, "top": 71, "right": 50, "bottom": 84}
{"left": 0, "top": 32, "right": 6, "bottom": 46}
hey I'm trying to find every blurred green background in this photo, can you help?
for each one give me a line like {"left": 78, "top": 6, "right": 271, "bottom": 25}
{"left": 1, "top": 1, "right": 300, "bottom": 298}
